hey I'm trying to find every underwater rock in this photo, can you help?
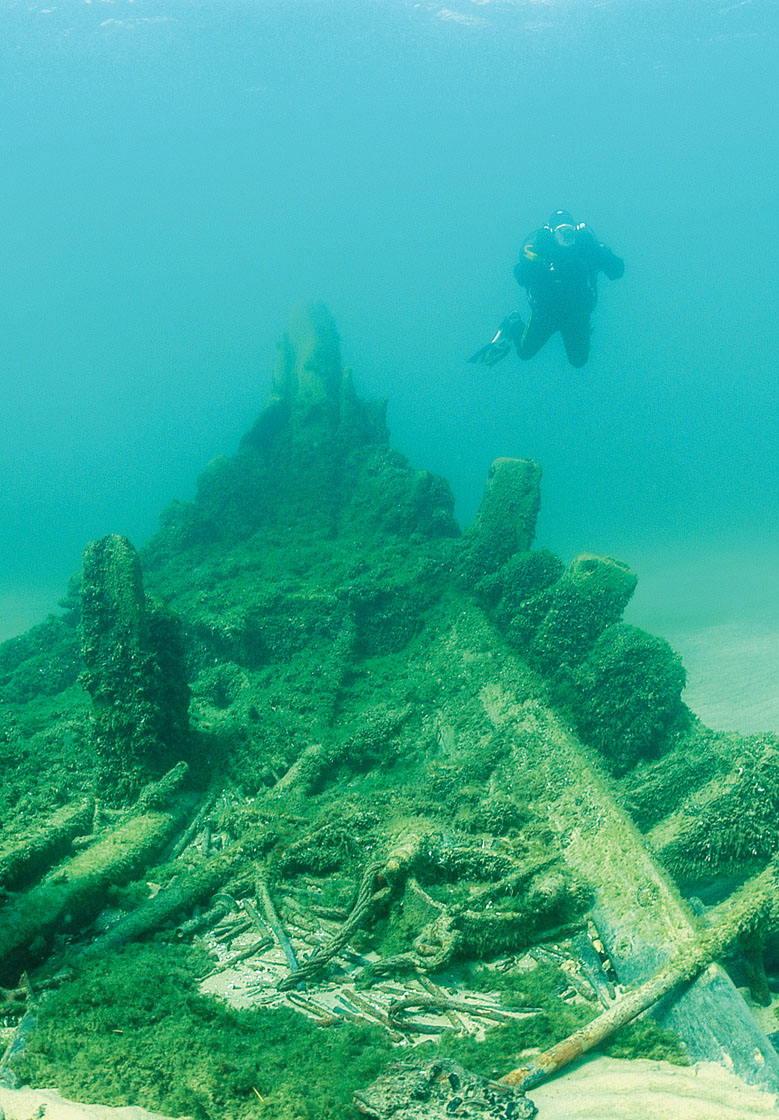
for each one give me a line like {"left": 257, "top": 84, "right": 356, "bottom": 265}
{"left": 80, "top": 534, "right": 189, "bottom": 800}
{"left": 353, "top": 1058, "right": 536, "bottom": 1120}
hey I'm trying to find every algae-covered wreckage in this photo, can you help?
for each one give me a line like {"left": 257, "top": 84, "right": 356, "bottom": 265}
{"left": 1, "top": 303, "right": 779, "bottom": 1119}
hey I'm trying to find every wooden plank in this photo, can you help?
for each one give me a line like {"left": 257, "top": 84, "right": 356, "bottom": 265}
{"left": 479, "top": 672, "right": 779, "bottom": 1093}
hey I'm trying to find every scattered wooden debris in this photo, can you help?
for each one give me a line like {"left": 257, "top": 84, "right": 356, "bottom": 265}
{"left": 212, "top": 916, "right": 252, "bottom": 943}
{"left": 389, "top": 992, "right": 538, "bottom": 1029}
{"left": 285, "top": 991, "right": 341, "bottom": 1025}
{"left": 79, "top": 847, "right": 239, "bottom": 960}
{"left": 199, "top": 901, "right": 548, "bottom": 1044}
{"left": 257, "top": 876, "right": 302, "bottom": 987}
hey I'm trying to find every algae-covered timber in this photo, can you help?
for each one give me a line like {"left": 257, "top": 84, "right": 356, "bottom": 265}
{"left": 80, "top": 534, "right": 190, "bottom": 801}
{"left": 2, "top": 302, "right": 779, "bottom": 1119}
{"left": 0, "top": 766, "right": 192, "bottom": 986}
{"left": 0, "top": 798, "right": 94, "bottom": 892}
{"left": 500, "top": 856, "right": 779, "bottom": 1091}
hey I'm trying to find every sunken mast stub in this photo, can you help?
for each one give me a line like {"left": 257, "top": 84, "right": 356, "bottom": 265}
{"left": 272, "top": 300, "right": 343, "bottom": 406}
{"left": 148, "top": 302, "right": 458, "bottom": 557}
{"left": 245, "top": 300, "right": 388, "bottom": 451}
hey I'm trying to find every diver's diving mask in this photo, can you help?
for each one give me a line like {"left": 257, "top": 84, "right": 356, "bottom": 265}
{"left": 552, "top": 223, "right": 577, "bottom": 248}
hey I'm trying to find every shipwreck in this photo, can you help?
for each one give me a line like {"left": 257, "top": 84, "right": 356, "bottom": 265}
{"left": 1, "top": 303, "right": 778, "bottom": 1119}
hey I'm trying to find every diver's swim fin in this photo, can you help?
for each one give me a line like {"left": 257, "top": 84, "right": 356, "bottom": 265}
{"left": 468, "top": 311, "right": 524, "bottom": 366}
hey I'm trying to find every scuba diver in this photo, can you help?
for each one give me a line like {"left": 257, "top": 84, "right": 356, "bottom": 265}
{"left": 470, "top": 210, "right": 624, "bottom": 368}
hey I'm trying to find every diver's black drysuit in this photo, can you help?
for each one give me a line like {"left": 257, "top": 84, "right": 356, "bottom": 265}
{"left": 513, "top": 224, "right": 624, "bottom": 367}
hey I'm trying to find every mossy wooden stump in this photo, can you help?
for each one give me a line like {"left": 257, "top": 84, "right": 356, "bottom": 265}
{"left": 80, "top": 534, "right": 189, "bottom": 801}
{"left": 460, "top": 457, "right": 542, "bottom": 583}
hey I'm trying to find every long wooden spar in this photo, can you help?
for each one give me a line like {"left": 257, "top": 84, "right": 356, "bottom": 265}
{"left": 499, "top": 859, "right": 779, "bottom": 1092}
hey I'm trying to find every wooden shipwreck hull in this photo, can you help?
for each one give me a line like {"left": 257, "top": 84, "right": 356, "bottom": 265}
{"left": 2, "top": 304, "right": 779, "bottom": 1117}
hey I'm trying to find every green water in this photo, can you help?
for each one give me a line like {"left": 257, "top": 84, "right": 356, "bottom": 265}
{"left": 1, "top": 0, "right": 777, "bottom": 731}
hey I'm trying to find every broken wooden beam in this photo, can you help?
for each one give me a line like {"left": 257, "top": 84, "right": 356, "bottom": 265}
{"left": 0, "top": 795, "right": 193, "bottom": 985}
{"left": 170, "top": 790, "right": 218, "bottom": 859}
{"left": 0, "top": 799, "right": 95, "bottom": 892}
{"left": 79, "top": 847, "right": 238, "bottom": 959}
{"left": 500, "top": 860, "right": 779, "bottom": 1092}
{"left": 257, "top": 876, "right": 302, "bottom": 987}
{"left": 478, "top": 677, "right": 779, "bottom": 1093}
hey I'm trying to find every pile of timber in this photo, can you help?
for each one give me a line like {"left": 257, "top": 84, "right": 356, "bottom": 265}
{"left": 0, "top": 766, "right": 194, "bottom": 986}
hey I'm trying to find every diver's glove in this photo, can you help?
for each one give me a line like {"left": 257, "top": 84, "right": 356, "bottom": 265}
{"left": 468, "top": 311, "right": 524, "bottom": 366}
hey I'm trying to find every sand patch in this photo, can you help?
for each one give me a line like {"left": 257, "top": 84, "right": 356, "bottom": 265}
{"left": 666, "top": 622, "right": 779, "bottom": 733}
{"left": 3, "top": 1057, "right": 778, "bottom": 1120}
{"left": 0, "top": 1086, "right": 184, "bottom": 1120}
{"left": 530, "top": 1055, "right": 779, "bottom": 1118}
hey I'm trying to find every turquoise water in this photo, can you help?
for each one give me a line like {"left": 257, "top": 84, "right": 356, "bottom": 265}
{"left": 2, "top": 0, "right": 778, "bottom": 727}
